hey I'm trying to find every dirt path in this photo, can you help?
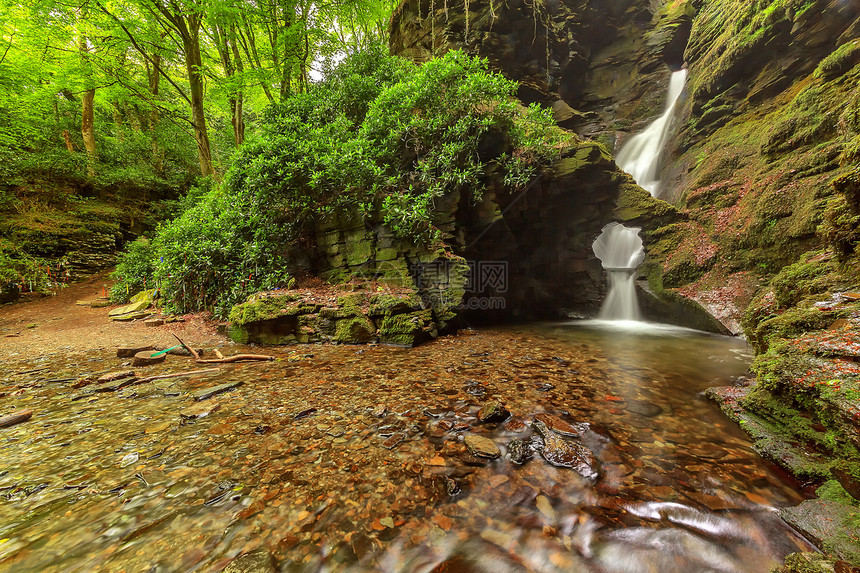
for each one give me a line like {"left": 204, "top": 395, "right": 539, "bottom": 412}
{"left": 0, "top": 272, "right": 230, "bottom": 362}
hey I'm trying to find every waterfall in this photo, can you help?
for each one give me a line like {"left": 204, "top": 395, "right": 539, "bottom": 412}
{"left": 592, "top": 222, "right": 646, "bottom": 321}
{"left": 616, "top": 69, "right": 687, "bottom": 197}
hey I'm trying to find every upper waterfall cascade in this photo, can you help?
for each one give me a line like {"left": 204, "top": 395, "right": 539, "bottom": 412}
{"left": 615, "top": 69, "right": 687, "bottom": 197}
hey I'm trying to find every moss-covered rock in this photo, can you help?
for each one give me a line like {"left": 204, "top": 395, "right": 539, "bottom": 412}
{"left": 379, "top": 309, "right": 436, "bottom": 346}
{"left": 333, "top": 315, "right": 376, "bottom": 344}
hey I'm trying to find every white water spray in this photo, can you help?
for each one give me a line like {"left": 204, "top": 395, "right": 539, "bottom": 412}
{"left": 616, "top": 69, "right": 687, "bottom": 197}
{"left": 592, "top": 222, "right": 646, "bottom": 321}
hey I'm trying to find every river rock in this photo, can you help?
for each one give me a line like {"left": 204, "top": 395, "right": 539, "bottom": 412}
{"left": 533, "top": 420, "right": 597, "bottom": 478}
{"left": 507, "top": 438, "right": 534, "bottom": 465}
{"left": 133, "top": 351, "right": 166, "bottom": 366}
{"left": 109, "top": 298, "right": 152, "bottom": 317}
{"left": 222, "top": 550, "right": 276, "bottom": 573}
{"left": 192, "top": 381, "right": 243, "bottom": 401}
{"left": 111, "top": 311, "right": 152, "bottom": 322}
{"left": 534, "top": 413, "right": 584, "bottom": 437}
{"left": 92, "top": 376, "right": 138, "bottom": 392}
{"left": 464, "top": 434, "right": 501, "bottom": 459}
{"left": 117, "top": 345, "right": 155, "bottom": 358}
{"left": 181, "top": 403, "right": 222, "bottom": 419}
{"left": 477, "top": 402, "right": 510, "bottom": 423}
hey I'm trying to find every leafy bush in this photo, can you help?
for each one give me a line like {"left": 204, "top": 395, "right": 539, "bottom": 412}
{"left": 110, "top": 237, "right": 156, "bottom": 303}
{"left": 0, "top": 243, "right": 52, "bottom": 293}
{"left": 114, "top": 46, "right": 567, "bottom": 316}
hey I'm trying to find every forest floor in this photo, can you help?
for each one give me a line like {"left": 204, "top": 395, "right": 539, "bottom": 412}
{"left": 0, "top": 272, "right": 228, "bottom": 362}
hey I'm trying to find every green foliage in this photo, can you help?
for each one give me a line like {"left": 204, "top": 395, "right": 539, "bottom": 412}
{"left": 0, "top": 243, "right": 52, "bottom": 293}
{"left": 114, "top": 48, "right": 566, "bottom": 316}
{"left": 110, "top": 238, "right": 156, "bottom": 303}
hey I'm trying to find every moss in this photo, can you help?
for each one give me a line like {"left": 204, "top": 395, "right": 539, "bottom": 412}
{"left": 333, "top": 315, "right": 376, "bottom": 344}
{"left": 228, "top": 293, "right": 302, "bottom": 325}
{"left": 770, "top": 256, "right": 836, "bottom": 308}
{"left": 368, "top": 292, "right": 421, "bottom": 315}
{"left": 614, "top": 182, "right": 679, "bottom": 230}
{"left": 379, "top": 309, "right": 435, "bottom": 346}
{"left": 336, "top": 292, "right": 369, "bottom": 309}
{"left": 814, "top": 39, "right": 860, "bottom": 81}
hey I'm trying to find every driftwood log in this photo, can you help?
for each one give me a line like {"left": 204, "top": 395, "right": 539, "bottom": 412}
{"left": 0, "top": 409, "right": 33, "bottom": 428}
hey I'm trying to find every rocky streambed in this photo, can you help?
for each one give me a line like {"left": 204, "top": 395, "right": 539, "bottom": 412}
{"left": 0, "top": 323, "right": 817, "bottom": 572}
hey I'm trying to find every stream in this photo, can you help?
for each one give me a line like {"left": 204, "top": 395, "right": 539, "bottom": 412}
{"left": 0, "top": 322, "right": 814, "bottom": 572}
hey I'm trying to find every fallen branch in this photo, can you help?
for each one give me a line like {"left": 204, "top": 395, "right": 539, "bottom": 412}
{"left": 171, "top": 333, "right": 200, "bottom": 361}
{"left": 132, "top": 368, "right": 220, "bottom": 386}
{"left": 172, "top": 333, "right": 273, "bottom": 364}
{"left": 194, "top": 355, "right": 274, "bottom": 363}
{"left": 214, "top": 349, "right": 224, "bottom": 359}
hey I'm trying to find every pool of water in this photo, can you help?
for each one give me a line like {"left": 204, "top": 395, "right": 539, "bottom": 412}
{"left": 0, "top": 322, "right": 814, "bottom": 572}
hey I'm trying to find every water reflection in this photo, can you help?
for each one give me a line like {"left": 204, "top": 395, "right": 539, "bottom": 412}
{"left": 0, "top": 324, "right": 812, "bottom": 571}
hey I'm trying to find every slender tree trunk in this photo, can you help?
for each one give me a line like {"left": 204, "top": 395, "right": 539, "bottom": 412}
{"left": 183, "top": 32, "right": 214, "bottom": 177}
{"left": 230, "top": 25, "right": 245, "bottom": 146}
{"left": 80, "top": 37, "right": 96, "bottom": 176}
{"left": 62, "top": 130, "right": 74, "bottom": 152}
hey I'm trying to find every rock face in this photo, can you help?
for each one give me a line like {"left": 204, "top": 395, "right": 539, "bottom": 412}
{"left": 390, "top": 0, "right": 693, "bottom": 145}
{"left": 228, "top": 291, "right": 449, "bottom": 346}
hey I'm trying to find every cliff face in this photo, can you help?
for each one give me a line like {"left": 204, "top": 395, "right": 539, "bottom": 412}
{"left": 391, "top": 0, "right": 860, "bottom": 332}
{"left": 390, "top": 1, "right": 860, "bottom": 563}
{"left": 389, "top": 0, "right": 694, "bottom": 143}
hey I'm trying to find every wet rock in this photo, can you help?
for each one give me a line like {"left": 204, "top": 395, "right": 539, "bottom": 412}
{"left": 535, "top": 383, "right": 555, "bottom": 392}
{"left": 222, "top": 550, "right": 276, "bottom": 573}
{"left": 378, "top": 423, "right": 405, "bottom": 437}
{"left": 477, "top": 402, "right": 510, "bottom": 424}
{"left": 116, "top": 345, "right": 154, "bottom": 358}
{"left": 120, "top": 452, "right": 139, "bottom": 467}
{"left": 464, "top": 434, "right": 501, "bottom": 459}
{"left": 505, "top": 417, "right": 526, "bottom": 432}
{"left": 192, "top": 381, "right": 243, "bottom": 401}
{"left": 382, "top": 433, "right": 404, "bottom": 449}
{"left": 507, "top": 438, "right": 538, "bottom": 465}
{"left": 92, "top": 376, "right": 138, "bottom": 392}
{"left": 460, "top": 452, "right": 486, "bottom": 466}
{"left": 180, "top": 403, "right": 221, "bottom": 419}
{"left": 132, "top": 350, "right": 166, "bottom": 367}
{"left": 534, "top": 413, "right": 584, "bottom": 437}
{"left": 442, "top": 476, "right": 461, "bottom": 496}
{"left": 372, "top": 404, "right": 387, "bottom": 417}
{"left": 464, "top": 384, "right": 488, "bottom": 399}
{"left": 781, "top": 499, "right": 860, "bottom": 564}
{"left": 626, "top": 401, "right": 664, "bottom": 417}
{"left": 533, "top": 421, "right": 597, "bottom": 478}
{"left": 293, "top": 407, "right": 316, "bottom": 419}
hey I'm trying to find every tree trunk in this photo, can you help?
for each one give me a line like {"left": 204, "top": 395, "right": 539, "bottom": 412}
{"left": 62, "top": 130, "right": 74, "bottom": 152}
{"left": 230, "top": 25, "right": 245, "bottom": 146}
{"left": 183, "top": 31, "right": 214, "bottom": 177}
{"left": 80, "top": 37, "right": 96, "bottom": 176}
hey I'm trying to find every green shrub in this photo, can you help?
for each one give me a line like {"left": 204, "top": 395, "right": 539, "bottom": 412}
{"left": 110, "top": 237, "right": 156, "bottom": 303}
{"left": 114, "top": 46, "right": 567, "bottom": 317}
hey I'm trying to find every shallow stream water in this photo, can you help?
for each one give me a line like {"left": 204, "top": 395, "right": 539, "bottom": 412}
{"left": 0, "top": 322, "right": 813, "bottom": 572}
